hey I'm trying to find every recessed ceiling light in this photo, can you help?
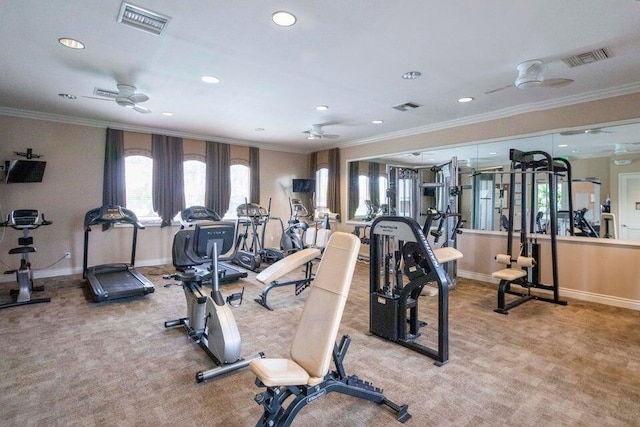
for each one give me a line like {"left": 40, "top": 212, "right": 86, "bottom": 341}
{"left": 161, "top": 112, "right": 174, "bottom": 116}
{"left": 58, "top": 38, "right": 85, "bottom": 49}
{"left": 315, "top": 105, "right": 329, "bottom": 111}
{"left": 58, "top": 93, "right": 76, "bottom": 99}
{"left": 254, "top": 128, "right": 265, "bottom": 132}
{"left": 272, "top": 11, "right": 296, "bottom": 27}
{"left": 489, "top": 152, "right": 497, "bottom": 155}
{"left": 402, "top": 71, "right": 421, "bottom": 80}
{"left": 572, "top": 150, "right": 581, "bottom": 153}
{"left": 429, "top": 158, "right": 435, "bottom": 161}
{"left": 372, "top": 120, "right": 384, "bottom": 124}
{"left": 458, "top": 97, "right": 474, "bottom": 103}
{"left": 201, "top": 75, "right": 220, "bottom": 84}
{"left": 558, "top": 144, "right": 568, "bottom": 147}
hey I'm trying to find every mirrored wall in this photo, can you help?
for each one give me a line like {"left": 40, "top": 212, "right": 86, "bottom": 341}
{"left": 347, "top": 121, "right": 640, "bottom": 241}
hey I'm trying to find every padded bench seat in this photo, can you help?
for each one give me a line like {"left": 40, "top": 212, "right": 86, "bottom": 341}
{"left": 491, "top": 268, "right": 527, "bottom": 281}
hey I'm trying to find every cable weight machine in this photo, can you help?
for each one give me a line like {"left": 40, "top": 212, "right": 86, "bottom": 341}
{"left": 369, "top": 216, "right": 449, "bottom": 366}
{"left": 492, "top": 149, "right": 571, "bottom": 314}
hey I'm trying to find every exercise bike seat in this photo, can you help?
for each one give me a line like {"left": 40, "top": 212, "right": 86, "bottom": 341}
{"left": 9, "top": 247, "right": 37, "bottom": 255}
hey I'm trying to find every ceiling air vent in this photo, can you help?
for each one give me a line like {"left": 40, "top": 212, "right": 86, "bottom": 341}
{"left": 117, "top": 2, "right": 171, "bottom": 35}
{"left": 393, "top": 102, "right": 422, "bottom": 112}
{"left": 94, "top": 87, "right": 119, "bottom": 98}
{"left": 561, "top": 48, "right": 611, "bottom": 68}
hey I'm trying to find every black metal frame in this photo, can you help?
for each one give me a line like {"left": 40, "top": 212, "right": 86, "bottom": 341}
{"left": 253, "top": 335, "right": 411, "bottom": 426}
{"left": 254, "top": 260, "right": 315, "bottom": 310}
{"left": 495, "top": 149, "right": 569, "bottom": 314}
{"left": 369, "top": 216, "right": 449, "bottom": 366}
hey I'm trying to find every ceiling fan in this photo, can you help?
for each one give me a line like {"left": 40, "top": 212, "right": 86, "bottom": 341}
{"left": 84, "top": 84, "right": 151, "bottom": 113}
{"left": 559, "top": 127, "right": 613, "bottom": 136}
{"left": 485, "top": 59, "right": 574, "bottom": 95}
{"left": 303, "top": 124, "right": 340, "bottom": 140}
{"left": 603, "top": 143, "right": 640, "bottom": 155}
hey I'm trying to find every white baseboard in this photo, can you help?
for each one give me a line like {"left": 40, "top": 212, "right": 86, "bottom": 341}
{"left": 458, "top": 269, "right": 640, "bottom": 311}
{"left": 0, "top": 258, "right": 171, "bottom": 283}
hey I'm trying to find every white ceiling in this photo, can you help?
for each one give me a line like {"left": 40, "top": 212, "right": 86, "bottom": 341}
{"left": 1, "top": 1, "right": 640, "bottom": 153}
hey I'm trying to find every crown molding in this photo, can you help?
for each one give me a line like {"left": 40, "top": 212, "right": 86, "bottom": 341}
{"left": 3, "top": 82, "right": 640, "bottom": 155}
{"left": 0, "top": 107, "right": 308, "bottom": 155}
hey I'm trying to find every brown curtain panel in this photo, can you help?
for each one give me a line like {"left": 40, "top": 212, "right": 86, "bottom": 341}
{"left": 348, "top": 161, "right": 359, "bottom": 219}
{"left": 102, "top": 128, "right": 126, "bottom": 230}
{"left": 249, "top": 146, "right": 260, "bottom": 204}
{"left": 309, "top": 151, "right": 317, "bottom": 179}
{"left": 205, "top": 141, "right": 231, "bottom": 217}
{"left": 327, "top": 148, "right": 341, "bottom": 215}
{"left": 102, "top": 128, "right": 126, "bottom": 207}
{"left": 369, "top": 162, "right": 380, "bottom": 207}
{"left": 152, "top": 134, "right": 185, "bottom": 227}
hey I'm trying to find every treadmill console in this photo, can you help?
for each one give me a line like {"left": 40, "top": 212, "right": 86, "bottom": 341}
{"left": 84, "top": 205, "right": 143, "bottom": 228}
{"left": 181, "top": 206, "right": 221, "bottom": 223}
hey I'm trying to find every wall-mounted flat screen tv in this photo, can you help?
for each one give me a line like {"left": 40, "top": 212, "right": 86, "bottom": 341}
{"left": 292, "top": 178, "right": 316, "bottom": 193}
{"left": 5, "top": 160, "right": 47, "bottom": 183}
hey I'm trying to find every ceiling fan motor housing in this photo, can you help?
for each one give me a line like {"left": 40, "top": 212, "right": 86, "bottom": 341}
{"left": 515, "top": 60, "right": 547, "bottom": 89}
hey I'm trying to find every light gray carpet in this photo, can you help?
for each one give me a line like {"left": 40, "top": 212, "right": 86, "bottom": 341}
{"left": 1, "top": 262, "right": 639, "bottom": 426}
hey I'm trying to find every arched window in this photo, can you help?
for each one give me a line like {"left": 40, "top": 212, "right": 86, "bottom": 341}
{"left": 315, "top": 167, "right": 329, "bottom": 208}
{"left": 223, "top": 163, "right": 251, "bottom": 219}
{"left": 183, "top": 157, "right": 206, "bottom": 208}
{"left": 354, "top": 175, "right": 370, "bottom": 217}
{"left": 124, "top": 152, "right": 158, "bottom": 221}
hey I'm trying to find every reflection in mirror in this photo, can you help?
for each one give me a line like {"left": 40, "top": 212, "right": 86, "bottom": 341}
{"left": 348, "top": 121, "right": 640, "bottom": 241}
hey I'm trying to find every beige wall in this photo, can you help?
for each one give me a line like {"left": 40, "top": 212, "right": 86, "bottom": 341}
{"left": 0, "top": 115, "right": 308, "bottom": 279}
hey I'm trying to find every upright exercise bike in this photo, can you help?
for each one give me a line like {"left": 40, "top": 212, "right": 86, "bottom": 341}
{"left": 1, "top": 209, "right": 52, "bottom": 310}
{"left": 165, "top": 242, "right": 264, "bottom": 382}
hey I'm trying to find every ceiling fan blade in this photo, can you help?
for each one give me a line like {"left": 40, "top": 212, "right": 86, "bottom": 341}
{"left": 133, "top": 104, "right": 151, "bottom": 114}
{"left": 82, "top": 96, "right": 114, "bottom": 101}
{"left": 129, "top": 93, "right": 149, "bottom": 103}
{"left": 484, "top": 84, "right": 513, "bottom": 95}
{"left": 540, "top": 78, "right": 574, "bottom": 88}
{"left": 322, "top": 134, "right": 340, "bottom": 139}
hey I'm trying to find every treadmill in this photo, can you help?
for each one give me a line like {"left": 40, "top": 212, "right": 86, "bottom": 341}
{"left": 83, "top": 205, "right": 155, "bottom": 302}
{"left": 172, "top": 206, "right": 248, "bottom": 284}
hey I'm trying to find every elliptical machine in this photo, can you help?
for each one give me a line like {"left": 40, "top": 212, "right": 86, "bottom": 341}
{"left": 1, "top": 210, "right": 51, "bottom": 310}
{"left": 280, "top": 198, "right": 310, "bottom": 254}
{"left": 165, "top": 242, "right": 264, "bottom": 382}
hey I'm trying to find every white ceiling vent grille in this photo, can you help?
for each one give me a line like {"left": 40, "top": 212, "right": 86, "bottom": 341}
{"left": 117, "top": 2, "right": 171, "bottom": 35}
{"left": 562, "top": 48, "right": 611, "bottom": 68}
{"left": 94, "top": 87, "right": 118, "bottom": 98}
{"left": 393, "top": 102, "right": 422, "bottom": 112}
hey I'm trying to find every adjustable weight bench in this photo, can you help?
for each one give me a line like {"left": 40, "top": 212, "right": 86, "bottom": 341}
{"left": 250, "top": 232, "right": 411, "bottom": 426}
